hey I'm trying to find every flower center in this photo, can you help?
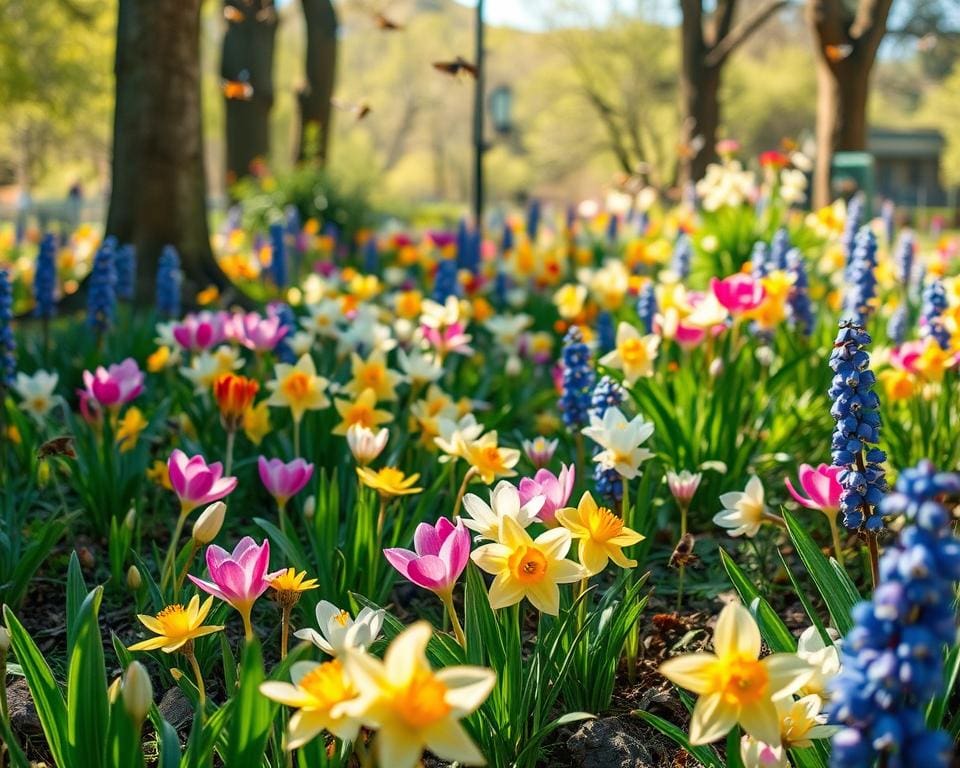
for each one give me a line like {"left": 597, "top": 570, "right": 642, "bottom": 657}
{"left": 710, "top": 655, "right": 769, "bottom": 707}
{"left": 379, "top": 467, "right": 406, "bottom": 487}
{"left": 508, "top": 545, "right": 549, "bottom": 584}
{"left": 587, "top": 507, "right": 625, "bottom": 542}
{"left": 299, "top": 660, "right": 355, "bottom": 710}
{"left": 362, "top": 366, "right": 383, "bottom": 387}
{"left": 334, "top": 610, "right": 351, "bottom": 627}
{"left": 395, "top": 670, "right": 451, "bottom": 728}
{"left": 620, "top": 338, "right": 648, "bottom": 366}
{"left": 282, "top": 371, "right": 312, "bottom": 400}
{"left": 156, "top": 604, "right": 191, "bottom": 637}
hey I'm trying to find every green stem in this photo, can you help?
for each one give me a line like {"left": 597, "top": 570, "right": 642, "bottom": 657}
{"left": 866, "top": 531, "right": 880, "bottom": 590}
{"left": 174, "top": 541, "right": 199, "bottom": 596}
{"left": 185, "top": 647, "right": 205, "bottom": 716}
{"left": 162, "top": 505, "right": 191, "bottom": 591}
{"left": 293, "top": 417, "right": 301, "bottom": 459}
{"left": 281, "top": 605, "right": 291, "bottom": 660}
{"left": 828, "top": 514, "right": 845, "bottom": 565}
{"left": 452, "top": 467, "right": 478, "bottom": 519}
{"left": 441, "top": 591, "right": 467, "bottom": 649}
{"left": 0, "top": 652, "right": 8, "bottom": 725}
{"left": 224, "top": 428, "right": 236, "bottom": 477}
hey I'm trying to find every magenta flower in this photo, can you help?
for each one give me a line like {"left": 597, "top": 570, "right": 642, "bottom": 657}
{"left": 228, "top": 311, "right": 288, "bottom": 352}
{"left": 258, "top": 456, "right": 314, "bottom": 508}
{"left": 189, "top": 537, "right": 277, "bottom": 639}
{"left": 518, "top": 463, "right": 575, "bottom": 526}
{"left": 168, "top": 449, "right": 238, "bottom": 514}
{"left": 710, "top": 274, "right": 765, "bottom": 314}
{"left": 82, "top": 358, "right": 144, "bottom": 411}
{"left": 383, "top": 517, "right": 470, "bottom": 595}
{"left": 171, "top": 311, "right": 227, "bottom": 351}
{"left": 785, "top": 463, "right": 842, "bottom": 514}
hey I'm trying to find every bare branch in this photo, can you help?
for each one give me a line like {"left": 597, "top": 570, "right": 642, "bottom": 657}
{"left": 850, "top": 0, "right": 895, "bottom": 55}
{"left": 805, "top": 0, "right": 851, "bottom": 45}
{"left": 706, "top": 0, "right": 791, "bottom": 67}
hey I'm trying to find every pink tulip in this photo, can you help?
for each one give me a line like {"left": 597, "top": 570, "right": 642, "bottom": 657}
{"left": 82, "top": 358, "right": 144, "bottom": 411}
{"left": 168, "top": 449, "right": 238, "bottom": 514}
{"left": 258, "top": 456, "right": 314, "bottom": 508}
{"left": 710, "top": 274, "right": 765, "bottom": 314}
{"left": 890, "top": 340, "right": 925, "bottom": 373}
{"left": 518, "top": 464, "right": 575, "bottom": 525}
{"left": 228, "top": 311, "right": 288, "bottom": 352}
{"left": 172, "top": 311, "right": 227, "bottom": 351}
{"left": 189, "top": 537, "right": 277, "bottom": 639}
{"left": 383, "top": 517, "right": 470, "bottom": 595}
{"left": 785, "top": 463, "right": 842, "bottom": 514}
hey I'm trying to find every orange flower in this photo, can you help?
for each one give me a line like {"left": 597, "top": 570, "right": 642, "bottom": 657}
{"left": 214, "top": 373, "right": 260, "bottom": 431}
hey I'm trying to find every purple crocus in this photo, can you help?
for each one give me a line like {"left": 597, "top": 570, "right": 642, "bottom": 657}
{"left": 518, "top": 463, "right": 575, "bottom": 526}
{"left": 258, "top": 456, "right": 314, "bottom": 509}
{"left": 384, "top": 517, "right": 470, "bottom": 596}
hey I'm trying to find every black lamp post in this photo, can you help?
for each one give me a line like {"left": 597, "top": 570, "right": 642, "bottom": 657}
{"left": 489, "top": 84, "right": 513, "bottom": 135}
{"left": 472, "top": 0, "right": 486, "bottom": 229}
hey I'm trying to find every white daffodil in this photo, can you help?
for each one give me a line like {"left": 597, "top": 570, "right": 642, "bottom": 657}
{"left": 796, "top": 626, "right": 842, "bottom": 698}
{"left": 397, "top": 347, "right": 444, "bottom": 387}
{"left": 294, "top": 601, "right": 384, "bottom": 657}
{"left": 713, "top": 476, "right": 767, "bottom": 537}
{"left": 461, "top": 479, "right": 544, "bottom": 541}
{"left": 434, "top": 414, "right": 485, "bottom": 462}
{"left": 13, "top": 370, "right": 60, "bottom": 420}
{"left": 582, "top": 406, "right": 655, "bottom": 480}
{"left": 301, "top": 298, "right": 343, "bottom": 339}
{"left": 179, "top": 346, "right": 242, "bottom": 393}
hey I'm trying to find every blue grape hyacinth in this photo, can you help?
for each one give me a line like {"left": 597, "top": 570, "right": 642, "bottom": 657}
{"left": 115, "top": 243, "right": 136, "bottom": 302}
{"left": 671, "top": 234, "right": 692, "bottom": 280}
{"left": 156, "top": 245, "right": 183, "bottom": 319}
{"left": 786, "top": 247, "right": 813, "bottom": 337}
{"left": 636, "top": 282, "right": 657, "bottom": 335}
{"left": 589, "top": 375, "right": 624, "bottom": 503}
{"left": 750, "top": 240, "right": 771, "bottom": 280}
{"left": 920, "top": 278, "right": 950, "bottom": 350}
{"left": 270, "top": 302, "right": 298, "bottom": 364}
{"left": 770, "top": 227, "right": 790, "bottom": 272}
{"left": 828, "top": 321, "right": 888, "bottom": 530}
{"left": 559, "top": 326, "right": 594, "bottom": 430}
{"left": 87, "top": 238, "right": 117, "bottom": 334}
{"left": 432, "top": 257, "right": 459, "bottom": 303}
{"left": 0, "top": 268, "right": 15, "bottom": 387}
{"left": 33, "top": 233, "right": 57, "bottom": 319}
{"left": 829, "top": 460, "right": 960, "bottom": 768}
{"left": 842, "top": 227, "right": 878, "bottom": 326}
{"left": 269, "top": 221, "right": 287, "bottom": 289}
{"left": 596, "top": 311, "right": 615, "bottom": 355}
{"left": 842, "top": 194, "right": 864, "bottom": 262}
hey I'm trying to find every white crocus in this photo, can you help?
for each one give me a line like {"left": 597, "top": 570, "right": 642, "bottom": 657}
{"left": 461, "top": 479, "right": 544, "bottom": 541}
{"left": 13, "top": 370, "right": 60, "bottom": 420}
{"left": 294, "top": 601, "right": 384, "bottom": 657}
{"left": 397, "top": 347, "right": 444, "bottom": 387}
{"left": 582, "top": 406, "right": 655, "bottom": 480}
{"left": 713, "top": 476, "right": 767, "bottom": 537}
{"left": 796, "top": 626, "right": 842, "bottom": 698}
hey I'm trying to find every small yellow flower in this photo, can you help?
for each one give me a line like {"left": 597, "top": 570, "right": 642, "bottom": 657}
{"left": 659, "top": 602, "right": 812, "bottom": 746}
{"left": 357, "top": 466, "right": 423, "bottom": 499}
{"left": 243, "top": 401, "right": 272, "bottom": 445}
{"left": 116, "top": 406, "right": 148, "bottom": 453}
{"left": 464, "top": 431, "right": 521, "bottom": 484}
{"left": 556, "top": 491, "right": 644, "bottom": 575}
{"left": 146, "top": 459, "right": 172, "bottom": 490}
{"left": 553, "top": 284, "right": 587, "bottom": 320}
{"left": 6, "top": 425, "right": 21, "bottom": 445}
{"left": 269, "top": 567, "right": 319, "bottom": 608}
{"left": 128, "top": 595, "right": 224, "bottom": 653}
{"left": 196, "top": 285, "right": 220, "bottom": 306}
{"left": 878, "top": 368, "right": 916, "bottom": 402}
{"left": 341, "top": 622, "right": 495, "bottom": 768}
{"left": 914, "top": 338, "right": 957, "bottom": 383}
{"left": 147, "top": 346, "right": 173, "bottom": 373}
{"left": 267, "top": 354, "right": 330, "bottom": 423}
{"left": 260, "top": 659, "right": 362, "bottom": 748}
{"left": 344, "top": 351, "right": 402, "bottom": 402}
{"left": 471, "top": 515, "right": 585, "bottom": 615}
{"left": 599, "top": 322, "right": 660, "bottom": 384}
{"left": 333, "top": 387, "right": 394, "bottom": 436}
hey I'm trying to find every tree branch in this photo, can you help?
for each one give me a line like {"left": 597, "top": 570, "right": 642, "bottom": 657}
{"left": 850, "top": 0, "right": 894, "bottom": 54}
{"left": 706, "top": 0, "right": 791, "bottom": 67}
{"left": 805, "top": 0, "right": 851, "bottom": 46}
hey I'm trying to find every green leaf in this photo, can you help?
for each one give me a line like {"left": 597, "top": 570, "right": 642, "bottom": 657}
{"left": 222, "top": 639, "right": 275, "bottom": 767}
{"left": 720, "top": 549, "right": 796, "bottom": 652}
{"left": 67, "top": 586, "right": 109, "bottom": 768}
{"left": 3, "top": 605, "right": 69, "bottom": 767}
{"left": 0, "top": 716, "right": 31, "bottom": 768}
{"left": 783, "top": 510, "right": 860, "bottom": 634}
{"left": 66, "top": 551, "right": 87, "bottom": 657}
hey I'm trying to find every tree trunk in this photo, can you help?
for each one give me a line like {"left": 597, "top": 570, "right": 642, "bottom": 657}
{"left": 296, "top": 0, "right": 337, "bottom": 163}
{"left": 222, "top": 1, "right": 278, "bottom": 188}
{"left": 105, "top": 0, "right": 232, "bottom": 305}
{"left": 680, "top": 60, "right": 720, "bottom": 187}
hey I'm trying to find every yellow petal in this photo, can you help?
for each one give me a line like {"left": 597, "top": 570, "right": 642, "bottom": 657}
{"left": 384, "top": 621, "right": 431, "bottom": 688}
{"left": 436, "top": 667, "right": 497, "bottom": 717}
{"left": 470, "top": 544, "right": 510, "bottom": 574}
{"left": 579, "top": 541, "right": 609, "bottom": 576}
{"left": 536, "top": 527, "right": 572, "bottom": 560}
{"left": 128, "top": 636, "right": 170, "bottom": 652}
{"left": 689, "top": 691, "right": 739, "bottom": 745}
{"left": 259, "top": 681, "right": 314, "bottom": 709}
{"left": 286, "top": 709, "right": 329, "bottom": 750}
{"left": 374, "top": 723, "right": 425, "bottom": 768}
{"left": 487, "top": 571, "right": 524, "bottom": 610}
{"left": 763, "top": 653, "right": 814, "bottom": 699}
{"left": 423, "top": 719, "right": 486, "bottom": 765}
{"left": 137, "top": 615, "right": 166, "bottom": 634}
{"left": 659, "top": 653, "right": 717, "bottom": 694}
{"left": 549, "top": 557, "right": 586, "bottom": 584}
{"left": 739, "top": 699, "right": 782, "bottom": 746}
{"left": 713, "top": 602, "right": 760, "bottom": 660}
{"left": 524, "top": 578, "right": 560, "bottom": 616}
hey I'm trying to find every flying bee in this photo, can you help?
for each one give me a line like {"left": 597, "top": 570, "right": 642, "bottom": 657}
{"left": 668, "top": 532, "right": 699, "bottom": 569}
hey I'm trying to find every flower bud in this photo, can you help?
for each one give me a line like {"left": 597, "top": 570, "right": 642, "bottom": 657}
{"left": 303, "top": 495, "right": 316, "bottom": 519}
{"left": 709, "top": 357, "right": 724, "bottom": 378}
{"left": 124, "top": 507, "right": 137, "bottom": 530}
{"left": 192, "top": 501, "right": 226, "bottom": 544}
{"left": 0, "top": 624, "right": 10, "bottom": 653}
{"left": 505, "top": 355, "right": 522, "bottom": 377}
{"left": 755, "top": 346, "right": 774, "bottom": 368}
{"left": 126, "top": 565, "right": 142, "bottom": 591}
{"left": 37, "top": 460, "right": 51, "bottom": 487}
{"left": 122, "top": 661, "right": 153, "bottom": 725}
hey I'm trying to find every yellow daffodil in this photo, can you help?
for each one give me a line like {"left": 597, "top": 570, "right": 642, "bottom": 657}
{"left": 464, "top": 431, "right": 520, "bottom": 484}
{"left": 357, "top": 466, "right": 423, "bottom": 499}
{"left": 878, "top": 368, "right": 916, "bottom": 402}
{"left": 659, "top": 602, "right": 812, "bottom": 746}
{"left": 331, "top": 385, "right": 392, "bottom": 433}
{"left": 128, "top": 595, "right": 224, "bottom": 653}
{"left": 553, "top": 284, "right": 587, "bottom": 320}
{"left": 147, "top": 345, "right": 173, "bottom": 372}
{"left": 269, "top": 568, "right": 319, "bottom": 605}
{"left": 260, "top": 659, "right": 362, "bottom": 748}
{"left": 914, "top": 338, "right": 957, "bottom": 383}
{"left": 266, "top": 354, "right": 330, "bottom": 423}
{"left": 342, "top": 622, "right": 495, "bottom": 768}
{"left": 344, "top": 350, "right": 402, "bottom": 402}
{"left": 556, "top": 491, "right": 644, "bottom": 575}
{"left": 243, "top": 400, "right": 272, "bottom": 445}
{"left": 599, "top": 322, "right": 660, "bottom": 384}
{"left": 471, "top": 515, "right": 585, "bottom": 615}
{"left": 116, "top": 406, "right": 148, "bottom": 453}
{"left": 146, "top": 459, "right": 172, "bottom": 490}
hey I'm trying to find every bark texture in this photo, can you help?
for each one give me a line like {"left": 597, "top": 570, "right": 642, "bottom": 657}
{"left": 296, "top": 0, "right": 338, "bottom": 163}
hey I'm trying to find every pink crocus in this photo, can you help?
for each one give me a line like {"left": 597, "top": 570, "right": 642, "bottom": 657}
{"left": 172, "top": 311, "right": 227, "bottom": 351}
{"left": 710, "top": 274, "right": 765, "bottom": 314}
{"left": 889, "top": 340, "right": 925, "bottom": 373}
{"left": 258, "top": 456, "right": 314, "bottom": 509}
{"left": 421, "top": 322, "right": 473, "bottom": 357}
{"left": 189, "top": 537, "right": 278, "bottom": 639}
{"left": 227, "top": 311, "right": 288, "bottom": 352}
{"left": 785, "top": 463, "right": 842, "bottom": 515}
{"left": 518, "top": 464, "right": 575, "bottom": 526}
{"left": 383, "top": 517, "right": 470, "bottom": 596}
{"left": 82, "top": 358, "right": 144, "bottom": 411}
{"left": 168, "top": 449, "right": 238, "bottom": 514}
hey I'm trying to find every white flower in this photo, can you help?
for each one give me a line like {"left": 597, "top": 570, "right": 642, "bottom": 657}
{"left": 713, "top": 476, "right": 766, "bottom": 537}
{"left": 599, "top": 322, "right": 660, "bottom": 384}
{"left": 13, "top": 370, "right": 60, "bottom": 420}
{"left": 179, "top": 346, "right": 242, "bottom": 393}
{"left": 289, "top": 330, "right": 315, "bottom": 357}
{"left": 294, "top": 601, "right": 384, "bottom": 656}
{"left": 420, "top": 296, "right": 461, "bottom": 329}
{"left": 696, "top": 160, "right": 756, "bottom": 212}
{"left": 780, "top": 168, "right": 808, "bottom": 206}
{"left": 397, "top": 347, "right": 443, "bottom": 387}
{"left": 739, "top": 735, "right": 787, "bottom": 768}
{"left": 461, "top": 480, "right": 544, "bottom": 541}
{"left": 484, "top": 313, "right": 532, "bottom": 351}
{"left": 796, "top": 626, "right": 841, "bottom": 698}
{"left": 346, "top": 424, "right": 389, "bottom": 466}
{"left": 582, "top": 407, "right": 655, "bottom": 480}
{"left": 434, "top": 414, "right": 484, "bottom": 462}
{"left": 301, "top": 299, "right": 343, "bottom": 339}
{"left": 337, "top": 311, "right": 396, "bottom": 356}
{"left": 776, "top": 694, "right": 837, "bottom": 747}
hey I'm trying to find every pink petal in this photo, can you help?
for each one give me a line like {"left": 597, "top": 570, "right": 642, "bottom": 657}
{"left": 383, "top": 547, "right": 416, "bottom": 579}
{"left": 414, "top": 522, "right": 442, "bottom": 556}
{"left": 406, "top": 555, "right": 449, "bottom": 591}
